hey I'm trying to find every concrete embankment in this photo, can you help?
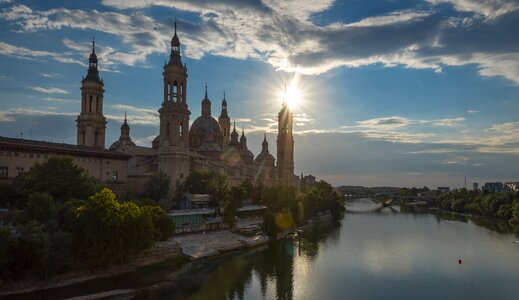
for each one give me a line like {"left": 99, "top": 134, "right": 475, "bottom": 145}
{"left": 175, "top": 230, "right": 269, "bottom": 260}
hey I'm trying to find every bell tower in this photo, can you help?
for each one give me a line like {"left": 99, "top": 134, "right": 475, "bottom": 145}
{"left": 218, "top": 91, "right": 231, "bottom": 146}
{"left": 276, "top": 101, "right": 294, "bottom": 186}
{"left": 76, "top": 38, "right": 106, "bottom": 148}
{"left": 158, "top": 21, "right": 191, "bottom": 195}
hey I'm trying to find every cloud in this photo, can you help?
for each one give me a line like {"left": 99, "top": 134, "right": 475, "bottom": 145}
{"left": 40, "top": 73, "right": 58, "bottom": 78}
{"left": 0, "top": 41, "right": 84, "bottom": 66}
{"left": 31, "top": 86, "right": 68, "bottom": 94}
{"left": 2, "top": 1, "right": 519, "bottom": 84}
{"left": 108, "top": 103, "right": 159, "bottom": 125}
{"left": 427, "top": 0, "right": 519, "bottom": 19}
{"left": 44, "top": 97, "right": 78, "bottom": 103}
{"left": 467, "top": 110, "right": 480, "bottom": 114}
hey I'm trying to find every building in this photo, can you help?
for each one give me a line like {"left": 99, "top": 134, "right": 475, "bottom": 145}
{"left": 437, "top": 187, "right": 450, "bottom": 193}
{"left": 504, "top": 182, "right": 519, "bottom": 192}
{"left": 300, "top": 173, "right": 316, "bottom": 190}
{"left": 473, "top": 182, "right": 479, "bottom": 191}
{"left": 482, "top": 182, "right": 505, "bottom": 193}
{"left": 0, "top": 136, "right": 130, "bottom": 193}
{"left": 0, "top": 24, "right": 298, "bottom": 199}
{"left": 109, "top": 23, "right": 297, "bottom": 196}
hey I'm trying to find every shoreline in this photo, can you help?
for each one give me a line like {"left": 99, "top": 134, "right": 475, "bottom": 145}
{"left": 0, "top": 229, "right": 268, "bottom": 297}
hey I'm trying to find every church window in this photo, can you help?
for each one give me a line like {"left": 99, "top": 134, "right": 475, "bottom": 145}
{"left": 173, "top": 81, "right": 178, "bottom": 102}
{"left": 0, "top": 167, "right": 7, "bottom": 179}
{"left": 167, "top": 123, "right": 170, "bottom": 137}
{"left": 94, "top": 131, "right": 98, "bottom": 145}
{"left": 96, "top": 96, "right": 99, "bottom": 113}
{"left": 89, "top": 95, "right": 93, "bottom": 112}
{"left": 15, "top": 167, "right": 23, "bottom": 176}
{"left": 179, "top": 123, "right": 183, "bottom": 139}
{"left": 180, "top": 82, "right": 184, "bottom": 102}
{"left": 167, "top": 81, "right": 171, "bottom": 101}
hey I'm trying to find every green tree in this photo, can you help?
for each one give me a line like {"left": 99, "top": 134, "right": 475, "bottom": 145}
{"left": 182, "top": 170, "right": 213, "bottom": 194}
{"left": 13, "top": 155, "right": 101, "bottom": 203}
{"left": 142, "top": 171, "right": 170, "bottom": 202}
{"left": 224, "top": 186, "right": 245, "bottom": 228}
{"left": 208, "top": 172, "right": 231, "bottom": 216}
{"left": 72, "top": 188, "right": 157, "bottom": 265}
{"left": 26, "top": 192, "right": 59, "bottom": 224}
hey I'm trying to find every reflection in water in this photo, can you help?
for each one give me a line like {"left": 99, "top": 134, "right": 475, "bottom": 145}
{"left": 13, "top": 198, "right": 519, "bottom": 300}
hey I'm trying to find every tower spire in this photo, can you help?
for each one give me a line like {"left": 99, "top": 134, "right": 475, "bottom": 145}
{"left": 124, "top": 111, "right": 127, "bottom": 123}
{"left": 92, "top": 37, "right": 95, "bottom": 53}
{"left": 205, "top": 83, "right": 208, "bottom": 99}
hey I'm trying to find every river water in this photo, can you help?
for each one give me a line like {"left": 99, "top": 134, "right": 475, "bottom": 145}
{"left": 11, "top": 198, "right": 519, "bottom": 299}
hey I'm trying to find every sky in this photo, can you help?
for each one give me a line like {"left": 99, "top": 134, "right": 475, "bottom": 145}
{"left": 1, "top": 0, "right": 519, "bottom": 188}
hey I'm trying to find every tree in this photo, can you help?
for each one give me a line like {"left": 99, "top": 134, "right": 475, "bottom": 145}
{"left": 182, "top": 170, "right": 213, "bottom": 194}
{"left": 224, "top": 186, "right": 245, "bottom": 228}
{"left": 26, "top": 192, "right": 59, "bottom": 224}
{"left": 72, "top": 188, "right": 157, "bottom": 265}
{"left": 13, "top": 155, "right": 101, "bottom": 203}
{"left": 142, "top": 171, "right": 170, "bottom": 202}
{"left": 208, "top": 172, "right": 231, "bottom": 216}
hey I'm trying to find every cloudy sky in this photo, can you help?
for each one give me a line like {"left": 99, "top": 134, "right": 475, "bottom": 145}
{"left": 1, "top": 0, "right": 519, "bottom": 188}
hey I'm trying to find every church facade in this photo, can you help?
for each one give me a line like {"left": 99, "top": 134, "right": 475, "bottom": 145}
{"left": 108, "top": 24, "right": 298, "bottom": 195}
{"left": 0, "top": 25, "right": 298, "bottom": 198}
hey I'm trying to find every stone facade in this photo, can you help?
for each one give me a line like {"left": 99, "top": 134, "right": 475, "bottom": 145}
{"left": 109, "top": 24, "right": 297, "bottom": 195}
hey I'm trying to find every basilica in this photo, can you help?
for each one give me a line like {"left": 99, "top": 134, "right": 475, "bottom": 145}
{"left": 76, "top": 24, "right": 297, "bottom": 195}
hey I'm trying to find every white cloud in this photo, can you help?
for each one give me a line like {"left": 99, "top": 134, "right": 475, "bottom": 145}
{"left": 31, "top": 86, "right": 68, "bottom": 94}
{"left": 427, "top": 0, "right": 519, "bottom": 19}
{"left": 40, "top": 73, "right": 58, "bottom": 78}
{"left": 467, "top": 110, "right": 480, "bottom": 114}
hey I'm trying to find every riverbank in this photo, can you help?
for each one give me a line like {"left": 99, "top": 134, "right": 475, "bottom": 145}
{"left": 0, "top": 229, "right": 270, "bottom": 297}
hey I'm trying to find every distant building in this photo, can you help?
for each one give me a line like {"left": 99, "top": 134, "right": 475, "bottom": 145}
{"left": 300, "top": 173, "right": 316, "bottom": 190}
{"left": 482, "top": 182, "right": 505, "bottom": 193}
{"left": 437, "top": 187, "right": 450, "bottom": 193}
{"left": 504, "top": 182, "right": 519, "bottom": 192}
{"left": 473, "top": 182, "right": 479, "bottom": 191}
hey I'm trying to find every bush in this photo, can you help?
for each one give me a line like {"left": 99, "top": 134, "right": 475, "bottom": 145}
{"left": 26, "top": 192, "right": 59, "bottom": 224}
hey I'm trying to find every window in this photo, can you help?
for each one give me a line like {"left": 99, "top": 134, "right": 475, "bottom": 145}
{"left": 36, "top": 154, "right": 41, "bottom": 158}
{"left": 0, "top": 167, "right": 7, "bottom": 179}
{"left": 6, "top": 152, "right": 11, "bottom": 157}
{"left": 180, "top": 173, "right": 184, "bottom": 179}
{"left": 173, "top": 81, "right": 178, "bottom": 102}
{"left": 89, "top": 95, "right": 93, "bottom": 112}
{"left": 15, "top": 167, "right": 23, "bottom": 176}
{"left": 112, "top": 171, "right": 118, "bottom": 182}
{"left": 14, "top": 152, "right": 19, "bottom": 157}
{"left": 0, "top": 152, "right": 3, "bottom": 156}
{"left": 29, "top": 154, "right": 33, "bottom": 158}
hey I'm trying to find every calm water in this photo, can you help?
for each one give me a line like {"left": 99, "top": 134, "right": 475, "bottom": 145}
{"left": 11, "top": 199, "right": 519, "bottom": 299}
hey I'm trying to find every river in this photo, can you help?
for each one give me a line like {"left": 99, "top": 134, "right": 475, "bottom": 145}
{"left": 9, "top": 198, "right": 519, "bottom": 299}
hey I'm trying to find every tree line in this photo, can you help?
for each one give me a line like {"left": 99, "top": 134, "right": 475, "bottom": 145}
{"left": 434, "top": 189, "right": 519, "bottom": 224}
{"left": 181, "top": 170, "right": 345, "bottom": 237}
{"left": 0, "top": 156, "right": 174, "bottom": 282}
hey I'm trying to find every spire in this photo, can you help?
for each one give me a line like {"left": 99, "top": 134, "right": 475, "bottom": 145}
{"left": 124, "top": 111, "right": 127, "bottom": 123}
{"left": 220, "top": 90, "right": 229, "bottom": 119}
{"left": 201, "top": 84, "right": 211, "bottom": 117}
{"left": 168, "top": 19, "right": 182, "bottom": 65}
{"left": 230, "top": 120, "right": 239, "bottom": 145}
{"left": 84, "top": 37, "right": 101, "bottom": 83}
{"left": 240, "top": 126, "right": 247, "bottom": 147}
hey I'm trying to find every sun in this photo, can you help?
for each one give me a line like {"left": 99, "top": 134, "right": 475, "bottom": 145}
{"left": 282, "top": 77, "right": 303, "bottom": 109}
{"left": 285, "top": 83, "right": 302, "bottom": 109}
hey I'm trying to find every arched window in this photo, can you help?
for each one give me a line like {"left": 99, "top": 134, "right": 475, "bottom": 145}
{"left": 95, "top": 96, "right": 99, "bottom": 113}
{"left": 89, "top": 95, "right": 93, "bottom": 112}
{"left": 173, "top": 81, "right": 178, "bottom": 102}
{"left": 166, "top": 122, "right": 170, "bottom": 137}
{"left": 167, "top": 81, "right": 171, "bottom": 101}
{"left": 179, "top": 123, "right": 183, "bottom": 140}
{"left": 180, "top": 82, "right": 184, "bottom": 103}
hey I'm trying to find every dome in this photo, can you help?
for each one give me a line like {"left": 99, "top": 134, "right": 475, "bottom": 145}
{"left": 189, "top": 116, "right": 223, "bottom": 150}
